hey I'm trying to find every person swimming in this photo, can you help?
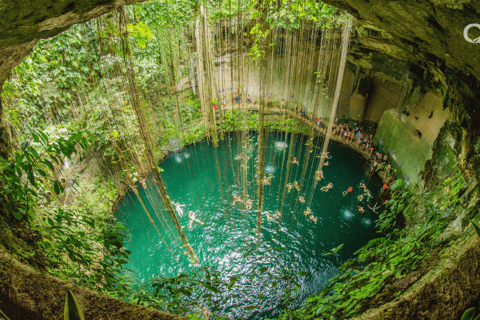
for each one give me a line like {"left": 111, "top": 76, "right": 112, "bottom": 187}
{"left": 368, "top": 202, "right": 379, "bottom": 213}
{"left": 274, "top": 211, "right": 282, "bottom": 219}
{"left": 173, "top": 202, "right": 185, "bottom": 217}
{"left": 246, "top": 198, "right": 253, "bottom": 211}
{"left": 232, "top": 195, "right": 243, "bottom": 205}
{"left": 358, "top": 206, "right": 365, "bottom": 213}
{"left": 315, "top": 170, "right": 324, "bottom": 181}
{"left": 320, "top": 183, "right": 333, "bottom": 192}
{"left": 188, "top": 211, "right": 204, "bottom": 228}
{"left": 266, "top": 212, "right": 275, "bottom": 222}
{"left": 292, "top": 157, "right": 299, "bottom": 164}
{"left": 357, "top": 194, "right": 364, "bottom": 202}
{"left": 309, "top": 215, "right": 317, "bottom": 224}
{"left": 304, "top": 207, "right": 312, "bottom": 217}
{"left": 324, "top": 161, "right": 329, "bottom": 166}
{"left": 140, "top": 178, "right": 147, "bottom": 189}
{"left": 293, "top": 181, "right": 300, "bottom": 192}
{"left": 263, "top": 175, "right": 271, "bottom": 185}
{"left": 299, "top": 196, "right": 305, "bottom": 203}
{"left": 287, "top": 183, "right": 293, "bottom": 192}
{"left": 342, "top": 186, "right": 353, "bottom": 196}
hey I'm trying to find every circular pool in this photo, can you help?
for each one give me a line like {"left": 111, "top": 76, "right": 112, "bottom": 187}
{"left": 116, "top": 132, "right": 384, "bottom": 318}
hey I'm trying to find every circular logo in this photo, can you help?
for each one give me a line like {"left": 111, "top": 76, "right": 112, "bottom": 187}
{"left": 464, "top": 23, "right": 480, "bottom": 43}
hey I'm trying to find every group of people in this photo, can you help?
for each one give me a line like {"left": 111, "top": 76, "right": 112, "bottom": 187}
{"left": 266, "top": 211, "right": 282, "bottom": 222}
{"left": 172, "top": 201, "right": 204, "bottom": 228}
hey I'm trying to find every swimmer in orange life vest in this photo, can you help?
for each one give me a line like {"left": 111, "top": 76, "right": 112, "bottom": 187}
{"left": 232, "top": 195, "right": 243, "bottom": 205}
{"left": 320, "top": 183, "right": 333, "bottom": 192}
{"left": 342, "top": 186, "right": 353, "bottom": 196}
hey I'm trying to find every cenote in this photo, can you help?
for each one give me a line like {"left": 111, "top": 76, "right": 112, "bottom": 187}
{"left": 116, "top": 132, "right": 384, "bottom": 319}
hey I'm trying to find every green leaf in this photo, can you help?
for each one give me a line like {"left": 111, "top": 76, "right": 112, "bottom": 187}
{"left": 64, "top": 289, "right": 85, "bottom": 320}
{"left": 244, "top": 306, "right": 259, "bottom": 311}
{"left": 54, "top": 180, "right": 62, "bottom": 195}
{"left": 258, "top": 293, "right": 265, "bottom": 299}
{"left": 461, "top": 307, "right": 476, "bottom": 320}
{"left": 260, "top": 267, "right": 268, "bottom": 274}
{"left": 297, "top": 271, "right": 308, "bottom": 277}
{"left": 228, "top": 276, "right": 238, "bottom": 289}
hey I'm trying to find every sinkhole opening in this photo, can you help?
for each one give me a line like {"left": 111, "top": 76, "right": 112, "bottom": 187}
{"left": 115, "top": 132, "right": 384, "bottom": 319}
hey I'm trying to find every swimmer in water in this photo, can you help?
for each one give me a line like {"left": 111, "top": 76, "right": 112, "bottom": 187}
{"left": 246, "top": 197, "right": 253, "bottom": 211}
{"left": 293, "top": 181, "right": 300, "bottom": 192}
{"left": 309, "top": 215, "right": 318, "bottom": 224}
{"left": 140, "top": 178, "right": 147, "bottom": 189}
{"left": 358, "top": 194, "right": 364, "bottom": 202}
{"left": 368, "top": 202, "right": 379, "bottom": 213}
{"left": 188, "top": 211, "right": 204, "bottom": 228}
{"left": 324, "top": 161, "right": 330, "bottom": 166}
{"left": 342, "top": 186, "right": 353, "bottom": 197}
{"left": 232, "top": 195, "right": 243, "bottom": 205}
{"left": 320, "top": 183, "right": 333, "bottom": 192}
{"left": 172, "top": 202, "right": 185, "bottom": 217}
{"left": 287, "top": 183, "right": 293, "bottom": 192}
{"left": 263, "top": 175, "right": 271, "bottom": 185}
{"left": 299, "top": 196, "right": 305, "bottom": 203}
{"left": 315, "top": 170, "right": 324, "bottom": 182}
{"left": 292, "top": 157, "right": 299, "bottom": 165}
{"left": 274, "top": 211, "right": 282, "bottom": 219}
{"left": 358, "top": 206, "right": 365, "bottom": 213}
{"left": 266, "top": 213, "right": 275, "bottom": 222}
{"left": 304, "top": 207, "right": 312, "bottom": 217}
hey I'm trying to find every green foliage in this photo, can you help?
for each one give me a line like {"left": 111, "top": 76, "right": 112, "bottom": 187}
{"left": 475, "top": 138, "right": 480, "bottom": 154}
{"left": 0, "top": 129, "right": 86, "bottom": 222}
{"left": 64, "top": 289, "right": 85, "bottom": 320}
{"left": 141, "top": 262, "right": 307, "bottom": 317}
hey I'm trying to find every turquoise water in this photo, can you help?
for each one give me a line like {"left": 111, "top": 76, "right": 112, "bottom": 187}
{"left": 115, "top": 132, "right": 384, "bottom": 318}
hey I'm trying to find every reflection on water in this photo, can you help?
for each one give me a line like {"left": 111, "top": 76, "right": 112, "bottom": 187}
{"left": 116, "top": 132, "right": 384, "bottom": 319}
